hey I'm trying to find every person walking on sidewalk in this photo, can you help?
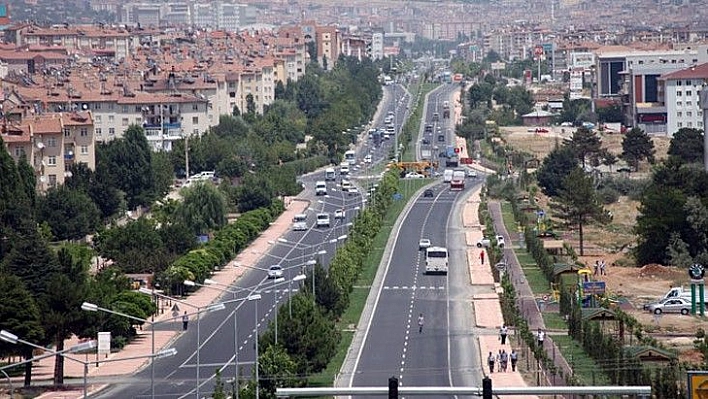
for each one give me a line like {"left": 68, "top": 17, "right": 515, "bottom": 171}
{"left": 500, "top": 349, "right": 508, "bottom": 372}
{"left": 487, "top": 352, "right": 495, "bottom": 374}
{"left": 536, "top": 328, "right": 545, "bottom": 348}
{"left": 182, "top": 311, "right": 189, "bottom": 331}
{"left": 499, "top": 325, "right": 508, "bottom": 345}
{"left": 510, "top": 349, "right": 518, "bottom": 371}
{"left": 417, "top": 313, "right": 425, "bottom": 333}
{"left": 480, "top": 251, "right": 485, "bottom": 265}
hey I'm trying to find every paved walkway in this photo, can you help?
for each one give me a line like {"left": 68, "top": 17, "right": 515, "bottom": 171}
{"left": 488, "top": 200, "right": 573, "bottom": 389}
{"left": 21, "top": 197, "right": 310, "bottom": 399}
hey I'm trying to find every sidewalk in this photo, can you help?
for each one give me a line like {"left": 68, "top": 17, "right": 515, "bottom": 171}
{"left": 464, "top": 187, "right": 539, "bottom": 399}
{"left": 26, "top": 197, "right": 310, "bottom": 399}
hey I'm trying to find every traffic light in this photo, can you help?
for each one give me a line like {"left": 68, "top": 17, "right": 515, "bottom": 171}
{"left": 388, "top": 376, "right": 398, "bottom": 399}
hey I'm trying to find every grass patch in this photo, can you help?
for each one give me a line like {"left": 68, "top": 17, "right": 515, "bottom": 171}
{"left": 500, "top": 201, "right": 518, "bottom": 234}
{"left": 401, "top": 83, "right": 436, "bottom": 163}
{"left": 515, "top": 250, "right": 550, "bottom": 293}
{"left": 307, "top": 179, "right": 430, "bottom": 389}
{"left": 543, "top": 312, "right": 567, "bottom": 330}
{"left": 551, "top": 335, "right": 611, "bottom": 386}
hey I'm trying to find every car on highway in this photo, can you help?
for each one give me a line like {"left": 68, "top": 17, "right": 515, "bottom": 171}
{"left": 348, "top": 187, "right": 359, "bottom": 195}
{"left": 405, "top": 172, "right": 425, "bottom": 179}
{"left": 421, "top": 138, "right": 430, "bottom": 145}
{"left": 467, "top": 169, "right": 478, "bottom": 178}
{"left": 646, "top": 297, "right": 692, "bottom": 315}
{"left": 341, "top": 180, "right": 352, "bottom": 192}
{"left": 423, "top": 189, "right": 434, "bottom": 197}
{"left": 334, "top": 209, "right": 346, "bottom": 219}
{"left": 292, "top": 221, "right": 308, "bottom": 231}
{"left": 267, "top": 265, "right": 284, "bottom": 279}
{"left": 364, "top": 154, "right": 372, "bottom": 164}
{"left": 419, "top": 238, "right": 431, "bottom": 250}
{"left": 437, "top": 134, "right": 445, "bottom": 142}
{"left": 316, "top": 213, "right": 331, "bottom": 228}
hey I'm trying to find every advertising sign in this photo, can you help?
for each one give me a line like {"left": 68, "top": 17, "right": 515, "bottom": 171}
{"left": 98, "top": 332, "right": 111, "bottom": 355}
{"left": 582, "top": 281, "right": 606, "bottom": 295}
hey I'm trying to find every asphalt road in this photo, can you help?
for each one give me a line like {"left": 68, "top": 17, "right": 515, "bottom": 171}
{"left": 349, "top": 83, "right": 485, "bottom": 397}
{"left": 92, "top": 85, "right": 406, "bottom": 398}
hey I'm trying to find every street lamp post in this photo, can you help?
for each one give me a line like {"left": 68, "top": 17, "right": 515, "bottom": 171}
{"left": 289, "top": 274, "right": 307, "bottom": 318}
{"left": 0, "top": 333, "right": 97, "bottom": 399}
{"left": 136, "top": 289, "right": 225, "bottom": 399}
{"left": 80, "top": 301, "right": 158, "bottom": 398}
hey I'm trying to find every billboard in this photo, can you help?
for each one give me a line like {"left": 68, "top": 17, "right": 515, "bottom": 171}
{"left": 570, "top": 52, "right": 595, "bottom": 69}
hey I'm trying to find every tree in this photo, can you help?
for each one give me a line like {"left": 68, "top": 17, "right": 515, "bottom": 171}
{"left": 177, "top": 182, "right": 227, "bottom": 235}
{"left": 566, "top": 126, "right": 602, "bottom": 168}
{"left": 257, "top": 344, "right": 298, "bottom": 396}
{"left": 94, "top": 218, "right": 171, "bottom": 274}
{"left": 554, "top": 168, "right": 608, "bottom": 255}
{"left": 2, "top": 228, "right": 61, "bottom": 297}
{"left": 41, "top": 248, "right": 91, "bottom": 385}
{"left": 600, "top": 150, "right": 618, "bottom": 172}
{"left": 635, "top": 186, "right": 692, "bottom": 265}
{"left": 667, "top": 127, "right": 704, "bottom": 164}
{"left": 621, "top": 127, "right": 655, "bottom": 171}
{"left": 0, "top": 273, "right": 44, "bottom": 387}
{"left": 536, "top": 145, "right": 578, "bottom": 197}
{"left": 36, "top": 186, "right": 101, "bottom": 241}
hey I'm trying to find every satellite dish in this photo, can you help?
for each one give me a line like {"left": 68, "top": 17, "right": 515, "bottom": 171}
{"left": 68, "top": 151, "right": 74, "bottom": 156}
{"left": 65, "top": 171, "right": 73, "bottom": 178}
{"left": 82, "top": 104, "right": 88, "bottom": 110}
{"left": 36, "top": 142, "right": 45, "bottom": 149}
{"left": 39, "top": 176, "right": 47, "bottom": 182}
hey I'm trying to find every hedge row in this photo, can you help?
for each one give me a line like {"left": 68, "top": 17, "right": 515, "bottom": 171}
{"left": 159, "top": 200, "right": 285, "bottom": 294}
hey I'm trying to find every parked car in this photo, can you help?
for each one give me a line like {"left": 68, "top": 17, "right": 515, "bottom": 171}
{"left": 405, "top": 173, "right": 425, "bottom": 179}
{"left": 646, "top": 297, "right": 692, "bottom": 315}
{"left": 419, "top": 238, "right": 431, "bottom": 250}
{"left": 267, "top": 265, "right": 284, "bottom": 279}
{"left": 423, "top": 189, "right": 434, "bottom": 197}
{"left": 496, "top": 235, "right": 506, "bottom": 248}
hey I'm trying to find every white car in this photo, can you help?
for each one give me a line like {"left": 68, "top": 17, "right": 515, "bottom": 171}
{"left": 496, "top": 235, "right": 506, "bottom": 248}
{"left": 364, "top": 154, "right": 372, "bottom": 164}
{"left": 267, "top": 265, "right": 284, "bottom": 279}
{"left": 405, "top": 172, "right": 425, "bottom": 179}
{"left": 466, "top": 169, "right": 478, "bottom": 178}
{"left": 334, "top": 209, "right": 346, "bottom": 219}
{"left": 292, "top": 222, "right": 308, "bottom": 231}
{"left": 419, "top": 238, "right": 431, "bottom": 250}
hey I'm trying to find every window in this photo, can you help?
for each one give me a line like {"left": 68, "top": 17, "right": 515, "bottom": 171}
{"left": 687, "top": 91, "right": 693, "bottom": 97}
{"left": 80, "top": 128, "right": 88, "bottom": 136}
{"left": 48, "top": 174, "right": 57, "bottom": 187}
{"left": 193, "top": 128, "right": 199, "bottom": 135}
{"left": 107, "top": 103, "right": 114, "bottom": 110}
{"left": 678, "top": 122, "right": 683, "bottom": 128}
{"left": 686, "top": 80, "right": 692, "bottom": 86}
{"left": 135, "top": 117, "right": 142, "bottom": 124}
{"left": 95, "top": 128, "right": 102, "bottom": 136}
{"left": 108, "top": 115, "right": 115, "bottom": 123}
{"left": 135, "top": 106, "right": 142, "bottom": 113}
{"left": 677, "top": 80, "right": 682, "bottom": 86}
{"left": 47, "top": 137, "right": 57, "bottom": 147}
{"left": 192, "top": 103, "right": 199, "bottom": 111}
{"left": 122, "top": 118, "right": 129, "bottom": 126}
{"left": 687, "top": 111, "right": 693, "bottom": 117}
{"left": 95, "top": 115, "right": 102, "bottom": 123}
{"left": 677, "top": 101, "right": 683, "bottom": 107}
{"left": 94, "top": 103, "right": 102, "bottom": 110}
{"left": 688, "top": 122, "right": 694, "bottom": 127}
{"left": 700, "top": 121, "right": 704, "bottom": 128}
{"left": 48, "top": 156, "right": 57, "bottom": 166}
{"left": 677, "top": 111, "right": 683, "bottom": 117}
{"left": 63, "top": 128, "right": 71, "bottom": 137}
{"left": 14, "top": 147, "right": 25, "bottom": 156}
{"left": 109, "top": 127, "right": 115, "bottom": 136}
{"left": 192, "top": 116, "right": 199, "bottom": 124}
{"left": 122, "top": 105, "right": 129, "bottom": 113}
{"left": 687, "top": 101, "right": 693, "bottom": 107}
{"left": 677, "top": 91, "right": 683, "bottom": 96}
{"left": 81, "top": 145, "right": 88, "bottom": 154}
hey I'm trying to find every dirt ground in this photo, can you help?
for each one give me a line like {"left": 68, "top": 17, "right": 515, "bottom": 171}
{"left": 501, "top": 127, "right": 703, "bottom": 363}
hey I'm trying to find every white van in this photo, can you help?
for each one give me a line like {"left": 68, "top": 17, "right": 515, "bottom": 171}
{"left": 315, "top": 181, "right": 327, "bottom": 196}
{"left": 325, "top": 168, "right": 336, "bottom": 181}
{"left": 443, "top": 169, "right": 454, "bottom": 183}
{"left": 340, "top": 165, "right": 350, "bottom": 175}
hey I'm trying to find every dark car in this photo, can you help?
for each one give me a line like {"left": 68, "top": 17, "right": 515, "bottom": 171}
{"left": 437, "top": 134, "right": 445, "bottom": 142}
{"left": 424, "top": 124, "right": 433, "bottom": 133}
{"left": 422, "top": 138, "right": 430, "bottom": 145}
{"left": 423, "top": 189, "right": 434, "bottom": 197}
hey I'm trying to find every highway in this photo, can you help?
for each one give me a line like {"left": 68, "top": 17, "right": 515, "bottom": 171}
{"left": 349, "top": 83, "right": 485, "bottom": 397}
{"left": 93, "top": 84, "right": 408, "bottom": 398}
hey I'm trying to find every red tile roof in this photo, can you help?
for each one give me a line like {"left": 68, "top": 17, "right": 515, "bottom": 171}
{"left": 660, "top": 62, "right": 708, "bottom": 80}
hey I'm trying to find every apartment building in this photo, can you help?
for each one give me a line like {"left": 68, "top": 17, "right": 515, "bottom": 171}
{"left": 6, "top": 24, "right": 133, "bottom": 60}
{"left": 316, "top": 25, "right": 340, "bottom": 71}
{"left": 659, "top": 63, "right": 708, "bottom": 137}
{"left": 1, "top": 110, "right": 95, "bottom": 192}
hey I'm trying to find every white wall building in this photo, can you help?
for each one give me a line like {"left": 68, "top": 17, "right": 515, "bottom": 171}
{"left": 660, "top": 63, "right": 708, "bottom": 137}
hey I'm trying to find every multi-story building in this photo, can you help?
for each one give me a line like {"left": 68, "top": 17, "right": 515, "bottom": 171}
{"left": 316, "top": 25, "right": 340, "bottom": 70}
{"left": 1, "top": 110, "right": 95, "bottom": 191}
{"left": 370, "top": 32, "right": 384, "bottom": 61}
{"left": 659, "top": 63, "right": 708, "bottom": 137}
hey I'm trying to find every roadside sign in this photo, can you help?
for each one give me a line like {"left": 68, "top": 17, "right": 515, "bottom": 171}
{"left": 98, "top": 332, "right": 111, "bottom": 355}
{"left": 582, "top": 281, "right": 606, "bottom": 295}
{"left": 495, "top": 262, "right": 507, "bottom": 272}
{"left": 534, "top": 46, "right": 544, "bottom": 56}
{"left": 687, "top": 370, "right": 708, "bottom": 398}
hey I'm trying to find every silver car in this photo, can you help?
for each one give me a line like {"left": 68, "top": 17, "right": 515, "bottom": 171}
{"left": 646, "top": 297, "right": 692, "bottom": 315}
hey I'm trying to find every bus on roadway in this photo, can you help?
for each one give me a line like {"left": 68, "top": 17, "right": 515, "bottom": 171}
{"left": 344, "top": 150, "right": 357, "bottom": 166}
{"left": 425, "top": 246, "right": 449, "bottom": 274}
